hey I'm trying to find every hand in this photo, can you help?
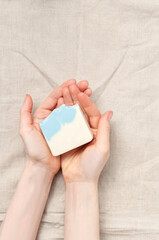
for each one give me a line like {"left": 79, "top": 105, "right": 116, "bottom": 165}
{"left": 19, "top": 79, "right": 92, "bottom": 175}
{"left": 60, "top": 84, "right": 113, "bottom": 183}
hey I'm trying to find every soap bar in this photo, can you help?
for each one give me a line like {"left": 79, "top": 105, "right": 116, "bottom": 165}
{"left": 40, "top": 104, "right": 93, "bottom": 156}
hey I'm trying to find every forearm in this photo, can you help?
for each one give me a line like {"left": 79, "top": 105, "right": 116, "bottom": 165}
{"left": 0, "top": 159, "right": 54, "bottom": 240}
{"left": 64, "top": 182, "right": 100, "bottom": 240}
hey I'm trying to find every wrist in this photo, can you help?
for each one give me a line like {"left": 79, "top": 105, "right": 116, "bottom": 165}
{"left": 65, "top": 179, "right": 98, "bottom": 187}
{"left": 24, "top": 158, "right": 55, "bottom": 184}
{"left": 65, "top": 181, "right": 98, "bottom": 200}
{"left": 66, "top": 181, "right": 98, "bottom": 187}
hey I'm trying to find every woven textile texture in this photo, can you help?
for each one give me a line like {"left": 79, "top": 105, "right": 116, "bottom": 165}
{"left": 0, "top": 0, "right": 159, "bottom": 239}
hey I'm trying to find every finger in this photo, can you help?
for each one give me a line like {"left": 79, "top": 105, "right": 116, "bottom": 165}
{"left": 77, "top": 92, "right": 101, "bottom": 129}
{"left": 84, "top": 88, "right": 92, "bottom": 96}
{"left": 69, "top": 84, "right": 92, "bottom": 104}
{"left": 63, "top": 87, "right": 74, "bottom": 106}
{"left": 77, "top": 80, "right": 89, "bottom": 92}
{"left": 95, "top": 111, "right": 113, "bottom": 154}
{"left": 69, "top": 84, "right": 80, "bottom": 104}
{"left": 68, "top": 84, "right": 90, "bottom": 122}
{"left": 37, "top": 79, "right": 76, "bottom": 111}
{"left": 77, "top": 80, "right": 92, "bottom": 96}
{"left": 56, "top": 97, "right": 64, "bottom": 108}
{"left": 20, "top": 94, "right": 33, "bottom": 133}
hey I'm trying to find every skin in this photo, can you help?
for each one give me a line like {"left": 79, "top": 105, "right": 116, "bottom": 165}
{"left": 20, "top": 79, "right": 92, "bottom": 175}
{"left": 59, "top": 84, "right": 113, "bottom": 240}
{"left": 0, "top": 79, "right": 92, "bottom": 240}
{"left": 60, "top": 85, "right": 113, "bottom": 183}
{"left": 0, "top": 79, "right": 113, "bottom": 240}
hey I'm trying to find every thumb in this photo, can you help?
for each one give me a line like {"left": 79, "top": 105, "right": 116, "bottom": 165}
{"left": 95, "top": 111, "right": 113, "bottom": 154}
{"left": 20, "top": 94, "right": 33, "bottom": 134}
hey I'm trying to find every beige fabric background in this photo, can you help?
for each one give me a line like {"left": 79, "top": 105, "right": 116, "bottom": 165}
{"left": 0, "top": 0, "right": 159, "bottom": 239}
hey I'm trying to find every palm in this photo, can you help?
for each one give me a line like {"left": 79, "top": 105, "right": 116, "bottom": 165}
{"left": 61, "top": 128, "right": 99, "bottom": 182}
{"left": 23, "top": 109, "right": 61, "bottom": 174}
{"left": 60, "top": 91, "right": 108, "bottom": 183}
{"left": 20, "top": 79, "right": 112, "bottom": 179}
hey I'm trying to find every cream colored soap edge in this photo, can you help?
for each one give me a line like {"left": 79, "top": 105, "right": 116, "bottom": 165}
{"left": 48, "top": 104, "right": 93, "bottom": 156}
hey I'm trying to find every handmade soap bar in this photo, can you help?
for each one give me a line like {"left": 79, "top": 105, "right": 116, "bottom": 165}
{"left": 40, "top": 104, "right": 93, "bottom": 156}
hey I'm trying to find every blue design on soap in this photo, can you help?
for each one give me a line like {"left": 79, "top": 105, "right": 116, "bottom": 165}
{"left": 40, "top": 104, "right": 77, "bottom": 141}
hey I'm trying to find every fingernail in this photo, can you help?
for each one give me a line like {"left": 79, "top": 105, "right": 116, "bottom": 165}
{"left": 24, "top": 94, "right": 29, "bottom": 103}
{"left": 107, "top": 111, "right": 113, "bottom": 121}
